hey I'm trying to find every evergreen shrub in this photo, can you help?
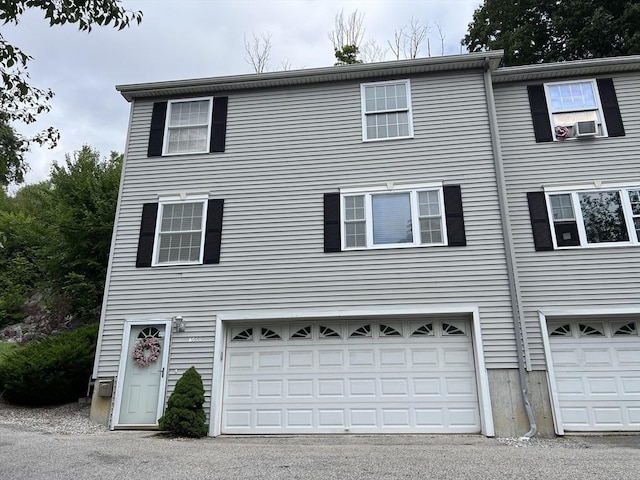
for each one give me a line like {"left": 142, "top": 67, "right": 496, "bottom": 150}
{"left": 0, "top": 323, "right": 98, "bottom": 405}
{"left": 158, "top": 366, "right": 208, "bottom": 438}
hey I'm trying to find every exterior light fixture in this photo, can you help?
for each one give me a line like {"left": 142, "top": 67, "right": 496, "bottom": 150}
{"left": 173, "top": 315, "right": 185, "bottom": 332}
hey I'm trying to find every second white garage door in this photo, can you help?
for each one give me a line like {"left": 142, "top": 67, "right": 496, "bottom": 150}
{"left": 222, "top": 319, "right": 481, "bottom": 434}
{"left": 549, "top": 319, "right": 640, "bottom": 432}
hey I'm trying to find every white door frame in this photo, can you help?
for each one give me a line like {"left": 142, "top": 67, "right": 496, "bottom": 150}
{"left": 112, "top": 319, "right": 172, "bottom": 428}
{"left": 539, "top": 307, "right": 640, "bottom": 436}
{"left": 209, "top": 305, "right": 494, "bottom": 437}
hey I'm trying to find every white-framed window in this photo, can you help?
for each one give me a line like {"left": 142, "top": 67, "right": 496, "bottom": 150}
{"left": 546, "top": 186, "right": 640, "bottom": 248}
{"left": 544, "top": 80, "right": 607, "bottom": 140}
{"left": 361, "top": 80, "right": 413, "bottom": 141}
{"left": 341, "top": 183, "right": 446, "bottom": 250}
{"left": 164, "top": 97, "right": 213, "bottom": 155}
{"left": 152, "top": 196, "right": 208, "bottom": 265}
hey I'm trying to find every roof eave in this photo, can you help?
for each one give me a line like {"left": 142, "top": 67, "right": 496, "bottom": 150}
{"left": 116, "top": 51, "right": 504, "bottom": 102}
{"left": 493, "top": 55, "right": 640, "bottom": 83}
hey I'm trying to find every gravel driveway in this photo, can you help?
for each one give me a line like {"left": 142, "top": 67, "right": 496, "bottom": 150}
{"left": 1, "top": 401, "right": 638, "bottom": 479}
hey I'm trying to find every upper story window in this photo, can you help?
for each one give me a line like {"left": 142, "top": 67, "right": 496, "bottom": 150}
{"left": 147, "top": 97, "right": 228, "bottom": 157}
{"left": 153, "top": 197, "right": 208, "bottom": 266}
{"left": 164, "top": 98, "right": 213, "bottom": 155}
{"left": 361, "top": 80, "right": 414, "bottom": 141}
{"left": 341, "top": 184, "right": 446, "bottom": 250}
{"left": 527, "top": 78, "right": 625, "bottom": 143}
{"left": 546, "top": 187, "right": 640, "bottom": 248}
{"left": 545, "top": 80, "right": 605, "bottom": 139}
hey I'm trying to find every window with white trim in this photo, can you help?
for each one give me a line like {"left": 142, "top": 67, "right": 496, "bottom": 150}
{"left": 164, "top": 98, "right": 213, "bottom": 155}
{"left": 153, "top": 197, "right": 208, "bottom": 265}
{"left": 361, "top": 80, "right": 413, "bottom": 141}
{"left": 547, "top": 187, "right": 640, "bottom": 248}
{"left": 545, "top": 80, "right": 606, "bottom": 140}
{"left": 342, "top": 184, "right": 446, "bottom": 249}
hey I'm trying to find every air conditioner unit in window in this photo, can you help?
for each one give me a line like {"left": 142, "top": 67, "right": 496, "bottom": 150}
{"left": 575, "top": 120, "right": 598, "bottom": 137}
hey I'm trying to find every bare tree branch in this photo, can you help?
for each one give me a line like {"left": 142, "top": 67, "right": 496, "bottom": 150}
{"left": 328, "top": 9, "right": 364, "bottom": 50}
{"left": 405, "top": 17, "right": 429, "bottom": 59}
{"left": 244, "top": 30, "right": 272, "bottom": 73}
{"left": 388, "top": 26, "right": 405, "bottom": 60}
{"left": 388, "top": 18, "right": 430, "bottom": 60}
{"left": 435, "top": 22, "right": 446, "bottom": 56}
{"left": 279, "top": 59, "right": 292, "bottom": 71}
{"left": 360, "top": 39, "right": 386, "bottom": 63}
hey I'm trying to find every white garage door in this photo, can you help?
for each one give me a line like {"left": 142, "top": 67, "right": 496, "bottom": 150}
{"left": 222, "top": 319, "right": 481, "bottom": 434}
{"left": 549, "top": 319, "right": 640, "bottom": 432}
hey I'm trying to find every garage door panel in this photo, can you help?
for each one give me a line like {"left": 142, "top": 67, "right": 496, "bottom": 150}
{"left": 618, "top": 348, "right": 640, "bottom": 366}
{"left": 410, "top": 349, "right": 439, "bottom": 366}
{"left": 289, "top": 351, "right": 313, "bottom": 367}
{"left": 380, "top": 378, "right": 409, "bottom": 396}
{"left": 549, "top": 320, "right": 640, "bottom": 432}
{"left": 222, "top": 320, "right": 481, "bottom": 434}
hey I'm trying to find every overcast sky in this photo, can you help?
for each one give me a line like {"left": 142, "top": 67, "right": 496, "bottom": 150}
{"left": 5, "top": 0, "right": 482, "bottom": 188}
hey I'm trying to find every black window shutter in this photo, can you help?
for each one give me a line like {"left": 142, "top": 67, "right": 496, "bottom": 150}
{"left": 148, "top": 102, "right": 167, "bottom": 157}
{"left": 526, "top": 192, "right": 553, "bottom": 251}
{"left": 596, "top": 78, "right": 625, "bottom": 137}
{"left": 324, "top": 193, "right": 341, "bottom": 253}
{"left": 203, "top": 199, "right": 224, "bottom": 264}
{"left": 136, "top": 203, "right": 159, "bottom": 267}
{"left": 443, "top": 185, "right": 466, "bottom": 247}
{"left": 527, "top": 85, "right": 553, "bottom": 143}
{"left": 210, "top": 97, "right": 229, "bottom": 153}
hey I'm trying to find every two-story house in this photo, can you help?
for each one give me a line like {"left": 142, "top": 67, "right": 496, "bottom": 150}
{"left": 89, "top": 51, "right": 639, "bottom": 437}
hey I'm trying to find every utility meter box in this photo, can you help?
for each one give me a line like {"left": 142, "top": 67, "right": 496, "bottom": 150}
{"left": 97, "top": 379, "right": 114, "bottom": 397}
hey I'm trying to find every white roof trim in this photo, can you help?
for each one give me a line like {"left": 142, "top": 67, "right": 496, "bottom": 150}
{"left": 493, "top": 54, "right": 640, "bottom": 83}
{"left": 116, "top": 51, "right": 504, "bottom": 101}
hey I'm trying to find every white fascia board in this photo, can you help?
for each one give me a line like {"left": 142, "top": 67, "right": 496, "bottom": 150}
{"left": 493, "top": 54, "right": 640, "bottom": 83}
{"left": 116, "top": 51, "right": 504, "bottom": 101}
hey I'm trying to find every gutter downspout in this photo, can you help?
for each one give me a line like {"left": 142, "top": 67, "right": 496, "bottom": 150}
{"left": 483, "top": 57, "right": 537, "bottom": 438}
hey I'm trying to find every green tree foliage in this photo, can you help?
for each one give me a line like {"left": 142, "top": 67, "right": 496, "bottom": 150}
{"left": 46, "top": 147, "right": 122, "bottom": 319}
{"left": 334, "top": 44, "right": 363, "bottom": 65}
{"left": 463, "top": 0, "right": 640, "bottom": 66}
{"left": 0, "top": 146, "right": 121, "bottom": 328}
{"left": 0, "top": 112, "right": 27, "bottom": 185}
{"left": 0, "top": 323, "right": 98, "bottom": 405}
{"left": 0, "top": 1, "right": 142, "bottom": 186}
{"left": 159, "top": 367, "right": 208, "bottom": 438}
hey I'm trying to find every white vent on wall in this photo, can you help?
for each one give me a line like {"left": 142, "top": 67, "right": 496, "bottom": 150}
{"left": 575, "top": 120, "right": 598, "bottom": 137}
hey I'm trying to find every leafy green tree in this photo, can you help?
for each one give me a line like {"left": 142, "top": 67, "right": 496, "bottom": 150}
{"left": 0, "top": 184, "right": 51, "bottom": 327}
{"left": 0, "top": 146, "right": 121, "bottom": 329}
{"left": 0, "top": 1, "right": 142, "bottom": 186}
{"left": 0, "top": 112, "right": 27, "bottom": 186}
{"left": 463, "top": 0, "right": 640, "bottom": 66}
{"left": 159, "top": 367, "right": 208, "bottom": 438}
{"left": 44, "top": 146, "right": 122, "bottom": 320}
{"left": 334, "top": 44, "right": 363, "bottom": 65}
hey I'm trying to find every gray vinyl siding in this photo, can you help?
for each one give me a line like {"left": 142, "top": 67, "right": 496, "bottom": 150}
{"left": 97, "top": 69, "right": 519, "bottom": 408}
{"left": 494, "top": 72, "right": 640, "bottom": 369}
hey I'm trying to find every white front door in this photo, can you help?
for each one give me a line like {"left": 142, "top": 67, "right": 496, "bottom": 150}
{"left": 222, "top": 319, "right": 481, "bottom": 434}
{"left": 548, "top": 319, "right": 640, "bottom": 432}
{"left": 118, "top": 324, "right": 168, "bottom": 425}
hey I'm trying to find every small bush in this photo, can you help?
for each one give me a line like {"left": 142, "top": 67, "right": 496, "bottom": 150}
{"left": 0, "top": 342, "right": 17, "bottom": 365}
{"left": 159, "top": 366, "right": 208, "bottom": 438}
{"left": 0, "top": 323, "right": 98, "bottom": 405}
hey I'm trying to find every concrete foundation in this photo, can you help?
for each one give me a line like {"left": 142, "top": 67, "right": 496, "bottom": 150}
{"left": 488, "top": 369, "right": 555, "bottom": 438}
{"left": 89, "top": 378, "right": 113, "bottom": 427}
